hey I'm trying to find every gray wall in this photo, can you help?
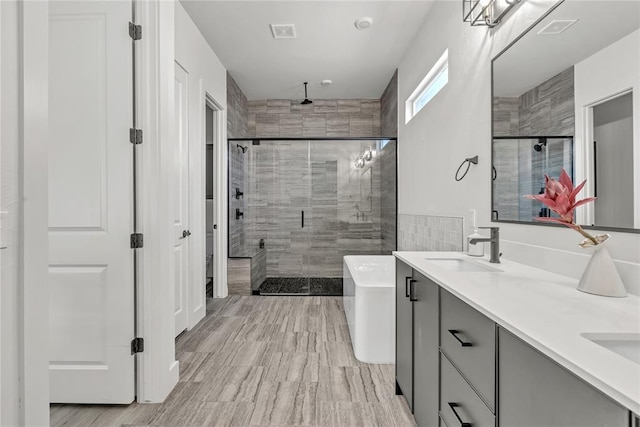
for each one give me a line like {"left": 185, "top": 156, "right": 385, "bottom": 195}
{"left": 228, "top": 143, "right": 246, "bottom": 256}
{"left": 381, "top": 70, "right": 398, "bottom": 138}
{"left": 247, "top": 99, "right": 382, "bottom": 137}
{"left": 493, "top": 67, "right": 575, "bottom": 138}
{"left": 227, "top": 72, "right": 248, "bottom": 138}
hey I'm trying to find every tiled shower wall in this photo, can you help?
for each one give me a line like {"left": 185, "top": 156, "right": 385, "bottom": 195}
{"left": 379, "top": 70, "right": 398, "bottom": 253}
{"left": 241, "top": 140, "right": 393, "bottom": 278}
{"left": 227, "top": 72, "right": 248, "bottom": 138}
{"left": 228, "top": 143, "right": 246, "bottom": 256}
{"left": 380, "top": 70, "right": 398, "bottom": 138}
{"left": 493, "top": 66, "right": 574, "bottom": 138}
{"left": 246, "top": 99, "right": 382, "bottom": 138}
{"left": 397, "top": 214, "right": 464, "bottom": 252}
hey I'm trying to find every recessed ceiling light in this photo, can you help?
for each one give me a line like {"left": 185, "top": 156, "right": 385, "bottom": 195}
{"left": 270, "top": 24, "right": 296, "bottom": 39}
{"left": 354, "top": 17, "right": 373, "bottom": 30}
{"left": 321, "top": 79, "right": 333, "bottom": 86}
{"left": 537, "top": 19, "right": 578, "bottom": 35}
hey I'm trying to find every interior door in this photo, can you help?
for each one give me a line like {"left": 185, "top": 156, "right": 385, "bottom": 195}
{"left": 48, "top": 0, "right": 134, "bottom": 403}
{"left": 174, "top": 62, "right": 189, "bottom": 336}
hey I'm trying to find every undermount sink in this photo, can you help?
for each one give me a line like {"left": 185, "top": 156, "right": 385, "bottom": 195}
{"left": 424, "top": 257, "right": 502, "bottom": 273}
{"left": 581, "top": 333, "right": 640, "bottom": 365}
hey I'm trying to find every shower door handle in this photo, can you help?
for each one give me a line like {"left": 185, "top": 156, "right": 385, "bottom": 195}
{"left": 301, "top": 211, "right": 304, "bottom": 228}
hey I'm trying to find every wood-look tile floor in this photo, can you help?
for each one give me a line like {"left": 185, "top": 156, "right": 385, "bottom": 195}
{"left": 50, "top": 296, "right": 416, "bottom": 427}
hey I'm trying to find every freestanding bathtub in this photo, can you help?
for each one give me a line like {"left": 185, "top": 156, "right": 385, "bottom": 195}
{"left": 343, "top": 255, "right": 395, "bottom": 364}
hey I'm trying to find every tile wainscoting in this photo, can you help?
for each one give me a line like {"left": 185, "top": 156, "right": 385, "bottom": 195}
{"left": 397, "top": 214, "right": 464, "bottom": 252}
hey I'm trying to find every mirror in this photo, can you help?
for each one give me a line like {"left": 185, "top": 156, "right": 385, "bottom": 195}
{"left": 491, "top": 0, "right": 640, "bottom": 231}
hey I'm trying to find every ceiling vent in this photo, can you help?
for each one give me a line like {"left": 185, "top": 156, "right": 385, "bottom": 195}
{"left": 270, "top": 24, "right": 296, "bottom": 39}
{"left": 537, "top": 19, "right": 578, "bottom": 35}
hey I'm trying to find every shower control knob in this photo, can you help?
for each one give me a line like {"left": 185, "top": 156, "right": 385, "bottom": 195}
{"left": 182, "top": 230, "right": 191, "bottom": 238}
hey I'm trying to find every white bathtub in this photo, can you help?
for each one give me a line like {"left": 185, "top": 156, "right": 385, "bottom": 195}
{"left": 343, "top": 255, "right": 395, "bottom": 364}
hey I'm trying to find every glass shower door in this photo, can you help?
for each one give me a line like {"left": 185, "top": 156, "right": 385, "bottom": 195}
{"left": 264, "top": 140, "right": 311, "bottom": 293}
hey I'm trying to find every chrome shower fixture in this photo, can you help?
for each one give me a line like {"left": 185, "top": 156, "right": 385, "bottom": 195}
{"left": 237, "top": 144, "right": 248, "bottom": 153}
{"left": 301, "top": 82, "right": 313, "bottom": 105}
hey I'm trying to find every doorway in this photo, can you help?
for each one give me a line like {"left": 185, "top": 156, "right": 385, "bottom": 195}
{"left": 205, "top": 103, "right": 216, "bottom": 298}
{"left": 591, "top": 91, "right": 634, "bottom": 228}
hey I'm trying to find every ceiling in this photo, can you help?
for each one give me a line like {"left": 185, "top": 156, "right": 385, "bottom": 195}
{"left": 493, "top": 1, "right": 640, "bottom": 97}
{"left": 180, "top": 1, "right": 435, "bottom": 100}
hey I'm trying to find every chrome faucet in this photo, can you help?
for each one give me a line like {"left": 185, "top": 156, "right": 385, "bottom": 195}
{"left": 469, "top": 226, "right": 501, "bottom": 263}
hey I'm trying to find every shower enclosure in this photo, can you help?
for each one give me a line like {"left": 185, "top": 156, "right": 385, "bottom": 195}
{"left": 492, "top": 136, "right": 573, "bottom": 222}
{"left": 228, "top": 138, "right": 397, "bottom": 295}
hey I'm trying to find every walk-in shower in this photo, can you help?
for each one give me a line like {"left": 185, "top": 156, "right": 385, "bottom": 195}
{"left": 228, "top": 137, "right": 397, "bottom": 295}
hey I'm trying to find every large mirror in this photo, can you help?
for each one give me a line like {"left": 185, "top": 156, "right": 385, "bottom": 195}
{"left": 491, "top": 0, "right": 640, "bottom": 231}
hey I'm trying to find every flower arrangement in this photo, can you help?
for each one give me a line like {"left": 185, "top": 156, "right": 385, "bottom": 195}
{"left": 524, "top": 169, "right": 604, "bottom": 247}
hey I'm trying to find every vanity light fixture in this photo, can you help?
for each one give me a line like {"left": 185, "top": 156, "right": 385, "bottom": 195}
{"left": 463, "top": 0, "right": 522, "bottom": 28}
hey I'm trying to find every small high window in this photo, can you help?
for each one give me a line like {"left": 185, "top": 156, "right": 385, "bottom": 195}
{"left": 405, "top": 49, "right": 449, "bottom": 123}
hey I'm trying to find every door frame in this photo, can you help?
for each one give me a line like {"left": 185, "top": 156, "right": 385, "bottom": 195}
{"left": 576, "top": 88, "right": 634, "bottom": 226}
{"left": 1, "top": 0, "right": 50, "bottom": 424}
{"left": 204, "top": 93, "right": 227, "bottom": 300}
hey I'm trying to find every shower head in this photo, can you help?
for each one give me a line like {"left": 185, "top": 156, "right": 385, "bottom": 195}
{"left": 533, "top": 137, "right": 547, "bottom": 152}
{"left": 237, "top": 144, "right": 248, "bottom": 153}
{"left": 301, "top": 81, "right": 313, "bottom": 105}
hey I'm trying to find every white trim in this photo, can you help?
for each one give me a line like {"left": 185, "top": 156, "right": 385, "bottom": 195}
{"left": 405, "top": 49, "right": 449, "bottom": 124}
{"left": 17, "top": 1, "right": 50, "bottom": 424}
{"left": 212, "top": 96, "right": 228, "bottom": 299}
{"left": 577, "top": 88, "right": 636, "bottom": 227}
{"left": 135, "top": 0, "right": 179, "bottom": 403}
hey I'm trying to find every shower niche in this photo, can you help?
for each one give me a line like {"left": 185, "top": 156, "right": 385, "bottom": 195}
{"left": 228, "top": 138, "right": 397, "bottom": 295}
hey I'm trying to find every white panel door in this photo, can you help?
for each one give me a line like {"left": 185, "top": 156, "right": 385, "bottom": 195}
{"left": 174, "top": 62, "right": 189, "bottom": 337}
{"left": 49, "top": 0, "right": 134, "bottom": 403}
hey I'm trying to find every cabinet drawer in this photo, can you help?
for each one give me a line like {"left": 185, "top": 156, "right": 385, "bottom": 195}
{"left": 440, "top": 290, "right": 495, "bottom": 410}
{"left": 440, "top": 352, "right": 495, "bottom": 427}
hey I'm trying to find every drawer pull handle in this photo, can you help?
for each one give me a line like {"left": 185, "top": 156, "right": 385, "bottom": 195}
{"left": 405, "top": 277, "right": 412, "bottom": 298}
{"left": 448, "top": 329, "right": 473, "bottom": 347}
{"left": 448, "top": 402, "right": 472, "bottom": 427}
{"left": 409, "top": 279, "right": 418, "bottom": 302}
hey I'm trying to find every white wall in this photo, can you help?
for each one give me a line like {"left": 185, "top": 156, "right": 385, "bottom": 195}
{"left": 1, "top": 0, "right": 50, "bottom": 424}
{"left": 175, "top": 2, "right": 228, "bottom": 304}
{"left": 398, "top": 1, "right": 640, "bottom": 295}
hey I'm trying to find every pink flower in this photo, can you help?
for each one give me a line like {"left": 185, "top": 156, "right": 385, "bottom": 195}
{"left": 525, "top": 169, "right": 598, "bottom": 245}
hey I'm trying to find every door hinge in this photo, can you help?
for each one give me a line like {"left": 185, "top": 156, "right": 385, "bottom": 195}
{"left": 129, "top": 128, "right": 143, "bottom": 145}
{"left": 131, "top": 337, "right": 144, "bottom": 354}
{"left": 129, "top": 22, "right": 142, "bottom": 40}
{"left": 130, "top": 233, "right": 144, "bottom": 249}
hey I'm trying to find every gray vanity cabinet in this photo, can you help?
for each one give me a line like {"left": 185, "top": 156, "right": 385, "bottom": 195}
{"left": 395, "top": 260, "right": 439, "bottom": 426}
{"left": 412, "top": 270, "right": 440, "bottom": 427}
{"left": 395, "top": 259, "right": 414, "bottom": 409}
{"left": 498, "top": 327, "right": 629, "bottom": 427}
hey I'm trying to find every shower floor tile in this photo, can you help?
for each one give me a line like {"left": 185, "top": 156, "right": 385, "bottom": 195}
{"left": 259, "top": 277, "right": 343, "bottom": 296}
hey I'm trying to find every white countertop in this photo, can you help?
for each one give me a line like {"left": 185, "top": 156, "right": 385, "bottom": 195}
{"left": 393, "top": 251, "right": 640, "bottom": 415}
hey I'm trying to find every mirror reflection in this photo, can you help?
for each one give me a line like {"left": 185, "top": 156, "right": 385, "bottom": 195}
{"left": 491, "top": 0, "right": 640, "bottom": 231}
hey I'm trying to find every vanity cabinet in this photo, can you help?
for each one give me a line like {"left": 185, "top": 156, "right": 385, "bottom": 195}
{"left": 440, "top": 289, "right": 495, "bottom": 411}
{"left": 440, "top": 353, "right": 495, "bottom": 427}
{"left": 412, "top": 270, "right": 439, "bottom": 427}
{"left": 395, "top": 259, "right": 413, "bottom": 408}
{"left": 498, "top": 327, "right": 629, "bottom": 427}
{"left": 395, "top": 260, "right": 439, "bottom": 426}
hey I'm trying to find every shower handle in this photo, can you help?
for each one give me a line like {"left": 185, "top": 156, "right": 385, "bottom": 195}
{"left": 301, "top": 211, "right": 304, "bottom": 228}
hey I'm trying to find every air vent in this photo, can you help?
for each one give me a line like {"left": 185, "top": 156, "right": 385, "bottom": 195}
{"left": 537, "top": 19, "right": 578, "bottom": 35}
{"left": 270, "top": 24, "right": 296, "bottom": 39}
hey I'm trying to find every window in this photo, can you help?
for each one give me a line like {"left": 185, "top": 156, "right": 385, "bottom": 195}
{"left": 405, "top": 49, "right": 449, "bottom": 123}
